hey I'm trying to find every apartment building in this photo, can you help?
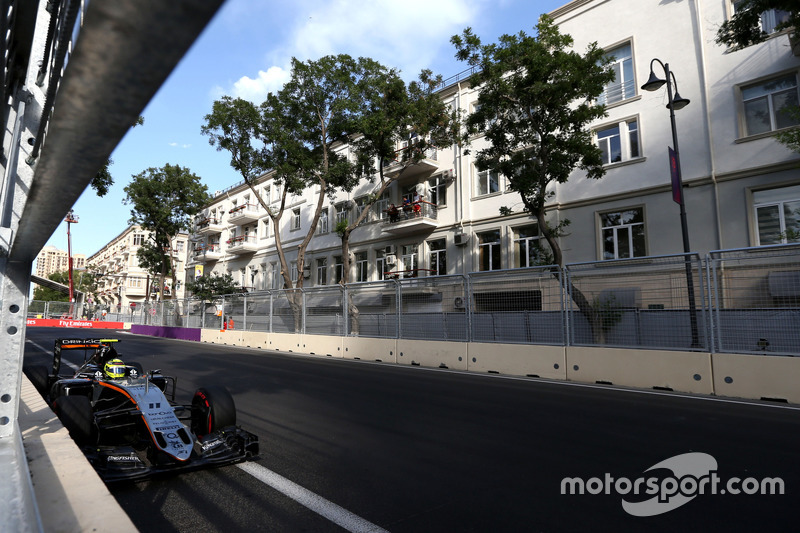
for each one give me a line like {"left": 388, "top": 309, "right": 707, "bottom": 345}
{"left": 186, "top": 0, "right": 800, "bottom": 295}
{"left": 34, "top": 245, "right": 86, "bottom": 279}
{"left": 87, "top": 225, "right": 189, "bottom": 312}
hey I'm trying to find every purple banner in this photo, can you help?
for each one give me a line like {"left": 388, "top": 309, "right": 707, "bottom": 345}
{"left": 131, "top": 324, "right": 201, "bottom": 342}
{"left": 669, "top": 147, "right": 682, "bottom": 205}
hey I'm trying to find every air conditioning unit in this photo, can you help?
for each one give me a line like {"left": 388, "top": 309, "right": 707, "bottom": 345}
{"left": 454, "top": 296, "right": 466, "bottom": 309}
{"left": 442, "top": 169, "right": 455, "bottom": 182}
{"left": 454, "top": 232, "right": 469, "bottom": 246}
{"left": 385, "top": 245, "right": 397, "bottom": 255}
{"left": 342, "top": 200, "right": 354, "bottom": 209}
{"left": 385, "top": 254, "right": 397, "bottom": 265}
{"left": 302, "top": 267, "right": 311, "bottom": 279}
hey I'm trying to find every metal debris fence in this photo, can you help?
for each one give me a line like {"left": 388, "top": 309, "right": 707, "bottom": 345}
{"left": 30, "top": 244, "right": 800, "bottom": 356}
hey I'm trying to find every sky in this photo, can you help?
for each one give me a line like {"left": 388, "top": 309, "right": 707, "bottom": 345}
{"left": 43, "top": 0, "right": 567, "bottom": 260}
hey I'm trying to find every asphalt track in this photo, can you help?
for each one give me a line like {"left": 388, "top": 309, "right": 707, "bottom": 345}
{"left": 23, "top": 327, "right": 800, "bottom": 532}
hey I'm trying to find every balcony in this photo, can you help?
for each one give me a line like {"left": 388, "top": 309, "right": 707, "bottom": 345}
{"left": 192, "top": 243, "right": 223, "bottom": 262}
{"left": 226, "top": 235, "right": 258, "bottom": 254}
{"left": 382, "top": 146, "right": 440, "bottom": 182}
{"left": 195, "top": 217, "right": 224, "bottom": 235}
{"left": 382, "top": 201, "right": 438, "bottom": 236}
{"left": 228, "top": 203, "right": 260, "bottom": 225}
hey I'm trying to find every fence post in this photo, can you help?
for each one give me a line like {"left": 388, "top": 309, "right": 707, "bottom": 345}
{"left": 464, "top": 274, "right": 473, "bottom": 343}
{"left": 395, "top": 278, "right": 401, "bottom": 339}
{"left": 301, "top": 288, "right": 306, "bottom": 335}
{"left": 243, "top": 293, "right": 248, "bottom": 332}
{"left": 343, "top": 284, "right": 349, "bottom": 336}
{"left": 269, "top": 292, "right": 274, "bottom": 334}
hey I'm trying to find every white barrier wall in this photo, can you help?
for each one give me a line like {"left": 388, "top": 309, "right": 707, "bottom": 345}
{"left": 468, "top": 343, "right": 567, "bottom": 380}
{"left": 197, "top": 329, "right": 800, "bottom": 403}
{"left": 565, "top": 347, "right": 714, "bottom": 395}
{"left": 712, "top": 353, "right": 800, "bottom": 404}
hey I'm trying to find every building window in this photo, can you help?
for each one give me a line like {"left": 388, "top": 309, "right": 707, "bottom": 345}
{"left": 262, "top": 185, "right": 271, "bottom": 205}
{"left": 271, "top": 263, "right": 280, "bottom": 289}
{"left": 354, "top": 197, "right": 369, "bottom": 223}
{"left": 740, "top": 73, "right": 799, "bottom": 137}
{"left": 428, "top": 239, "right": 447, "bottom": 276}
{"left": 596, "top": 119, "right": 640, "bottom": 165}
{"left": 598, "top": 42, "right": 635, "bottom": 106}
{"left": 316, "top": 258, "right": 328, "bottom": 285}
{"left": 429, "top": 175, "right": 448, "bottom": 207}
{"left": 401, "top": 244, "right": 418, "bottom": 277}
{"left": 475, "top": 167, "right": 500, "bottom": 197}
{"left": 317, "top": 207, "right": 329, "bottom": 235}
{"left": 261, "top": 218, "right": 270, "bottom": 239}
{"left": 133, "top": 234, "right": 144, "bottom": 246}
{"left": 478, "top": 230, "right": 502, "bottom": 271}
{"left": 333, "top": 256, "right": 343, "bottom": 284}
{"left": 600, "top": 208, "right": 646, "bottom": 259}
{"left": 290, "top": 261, "right": 298, "bottom": 283}
{"left": 514, "top": 225, "right": 547, "bottom": 267}
{"left": 376, "top": 253, "right": 386, "bottom": 281}
{"left": 335, "top": 204, "right": 349, "bottom": 226}
{"left": 374, "top": 192, "right": 390, "bottom": 220}
{"left": 733, "top": 1, "right": 791, "bottom": 35}
{"left": 355, "top": 251, "right": 368, "bottom": 282}
{"left": 754, "top": 184, "right": 800, "bottom": 245}
{"left": 291, "top": 208, "right": 301, "bottom": 230}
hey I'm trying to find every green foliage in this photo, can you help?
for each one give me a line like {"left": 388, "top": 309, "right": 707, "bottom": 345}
{"left": 775, "top": 106, "right": 800, "bottom": 154}
{"left": 32, "top": 270, "right": 99, "bottom": 301}
{"left": 185, "top": 273, "right": 240, "bottom": 301}
{"left": 715, "top": 1, "right": 798, "bottom": 51}
{"left": 452, "top": 16, "right": 613, "bottom": 266}
{"left": 90, "top": 116, "right": 144, "bottom": 197}
{"left": 334, "top": 219, "right": 349, "bottom": 237}
{"left": 591, "top": 293, "right": 624, "bottom": 336}
{"left": 124, "top": 163, "right": 209, "bottom": 287}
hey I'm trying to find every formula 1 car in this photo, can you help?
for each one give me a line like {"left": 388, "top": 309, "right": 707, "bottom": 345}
{"left": 24, "top": 338, "right": 258, "bottom": 482}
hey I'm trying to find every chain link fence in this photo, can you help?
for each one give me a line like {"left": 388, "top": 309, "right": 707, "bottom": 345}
{"left": 29, "top": 244, "right": 800, "bottom": 355}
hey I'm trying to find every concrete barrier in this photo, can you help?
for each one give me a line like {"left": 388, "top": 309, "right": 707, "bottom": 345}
{"left": 299, "top": 334, "right": 343, "bottom": 358}
{"left": 342, "top": 336, "right": 398, "bottom": 362}
{"left": 19, "top": 375, "right": 137, "bottom": 533}
{"left": 468, "top": 343, "right": 567, "bottom": 379}
{"left": 241, "top": 330, "right": 269, "bottom": 349}
{"left": 712, "top": 352, "right": 800, "bottom": 403}
{"left": 395, "top": 339, "right": 468, "bottom": 370}
{"left": 565, "top": 346, "right": 714, "bottom": 395}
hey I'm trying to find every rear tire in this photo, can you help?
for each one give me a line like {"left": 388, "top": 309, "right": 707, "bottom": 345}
{"left": 24, "top": 365, "right": 50, "bottom": 396}
{"left": 55, "top": 395, "right": 95, "bottom": 445}
{"left": 191, "top": 386, "right": 236, "bottom": 436}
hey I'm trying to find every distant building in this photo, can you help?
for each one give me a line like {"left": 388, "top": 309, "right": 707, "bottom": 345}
{"left": 34, "top": 245, "right": 86, "bottom": 279}
{"left": 185, "top": 0, "right": 799, "bottom": 310}
{"left": 87, "top": 225, "right": 188, "bottom": 312}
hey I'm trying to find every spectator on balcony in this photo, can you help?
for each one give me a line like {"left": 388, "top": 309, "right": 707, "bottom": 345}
{"left": 402, "top": 197, "right": 412, "bottom": 218}
{"left": 387, "top": 203, "right": 399, "bottom": 222}
{"left": 413, "top": 193, "right": 422, "bottom": 217}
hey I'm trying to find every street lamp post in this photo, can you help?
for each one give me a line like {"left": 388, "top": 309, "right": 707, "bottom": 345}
{"left": 641, "top": 59, "right": 700, "bottom": 348}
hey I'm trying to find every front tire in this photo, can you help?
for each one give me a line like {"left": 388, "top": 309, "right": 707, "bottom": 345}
{"left": 55, "top": 395, "right": 95, "bottom": 445}
{"left": 191, "top": 386, "right": 236, "bottom": 436}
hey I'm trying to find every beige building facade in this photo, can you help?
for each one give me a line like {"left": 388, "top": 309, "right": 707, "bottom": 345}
{"left": 87, "top": 225, "right": 189, "bottom": 313}
{"left": 187, "top": 0, "right": 799, "bottom": 294}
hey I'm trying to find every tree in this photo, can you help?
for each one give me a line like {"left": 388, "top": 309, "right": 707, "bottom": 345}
{"left": 90, "top": 116, "right": 144, "bottom": 197}
{"left": 186, "top": 272, "right": 241, "bottom": 302}
{"left": 452, "top": 15, "right": 615, "bottom": 342}
{"left": 123, "top": 164, "right": 210, "bottom": 324}
{"left": 715, "top": 1, "right": 798, "bottom": 51}
{"left": 33, "top": 269, "right": 99, "bottom": 302}
{"left": 203, "top": 55, "right": 399, "bottom": 331}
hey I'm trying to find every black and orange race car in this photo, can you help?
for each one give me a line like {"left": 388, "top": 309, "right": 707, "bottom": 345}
{"left": 25, "top": 338, "right": 258, "bottom": 482}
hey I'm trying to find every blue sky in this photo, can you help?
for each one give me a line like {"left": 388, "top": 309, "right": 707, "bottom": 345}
{"left": 43, "top": 0, "right": 567, "bottom": 259}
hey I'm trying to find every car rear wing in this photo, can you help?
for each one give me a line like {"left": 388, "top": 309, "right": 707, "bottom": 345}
{"left": 53, "top": 338, "right": 120, "bottom": 376}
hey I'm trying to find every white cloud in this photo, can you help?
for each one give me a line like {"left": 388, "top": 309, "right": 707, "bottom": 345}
{"left": 229, "top": 65, "right": 292, "bottom": 103}
{"left": 289, "top": 0, "right": 479, "bottom": 77}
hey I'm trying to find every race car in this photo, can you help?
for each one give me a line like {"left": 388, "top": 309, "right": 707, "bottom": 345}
{"left": 24, "top": 338, "right": 258, "bottom": 482}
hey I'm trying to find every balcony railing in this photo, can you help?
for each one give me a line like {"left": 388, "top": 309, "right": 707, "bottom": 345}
{"left": 226, "top": 234, "right": 258, "bottom": 254}
{"left": 228, "top": 203, "right": 260, "bottom": 224}
{"left": 383, "top": 201, "right": 439, "bottom": 235}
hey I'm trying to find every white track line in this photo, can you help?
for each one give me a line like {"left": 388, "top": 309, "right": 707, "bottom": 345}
{"left": 237, "top": 462, "right": 389, "bottom": 533}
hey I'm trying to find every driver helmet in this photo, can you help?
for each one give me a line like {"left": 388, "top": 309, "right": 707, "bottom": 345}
{"left": 104, "top": 358, "right": 126, "bottom": 379}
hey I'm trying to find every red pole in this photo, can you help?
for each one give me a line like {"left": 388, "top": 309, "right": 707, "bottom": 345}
{"left": 65, "top": 210, "right": 79, "bottom": 317}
